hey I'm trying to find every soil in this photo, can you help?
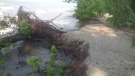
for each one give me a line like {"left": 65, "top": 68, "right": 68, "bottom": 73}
{"left": 64, "top": 16, "right": 135, "bottom": 76}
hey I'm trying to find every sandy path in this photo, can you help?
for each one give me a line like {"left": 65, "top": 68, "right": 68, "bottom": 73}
{"left": 64, "top": 23, "right": 135, "bottom": 76}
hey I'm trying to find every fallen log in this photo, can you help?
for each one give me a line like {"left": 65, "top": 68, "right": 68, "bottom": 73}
{"left": 0, "top": 6, "right": 63, "bottom": 46}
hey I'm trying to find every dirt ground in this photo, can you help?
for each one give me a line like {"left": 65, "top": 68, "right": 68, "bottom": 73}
{"left": 64, "top": 17, "right": 135, "bottom": 76}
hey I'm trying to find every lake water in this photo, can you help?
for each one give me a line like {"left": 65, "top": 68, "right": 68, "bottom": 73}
{"left": 0, "top": 0, "right": 79, "bottom": 31}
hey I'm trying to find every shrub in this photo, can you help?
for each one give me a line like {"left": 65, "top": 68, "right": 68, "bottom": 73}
{"left": 51, "top": 45, "right": 56, "bottom": 53}
{"left": 27, "top": 56, "right": 42, "bottom": 70}
{"left": 44, "top": 45, "right": 67, "bottom": 76}
{"left": 67, "top": 0, "right": 106, "bottom": 20}
{"left": 105, "top": 0, "right": 135, "bottom": 28}
{"left": 18, "top": 20, "right": 31, "bottom": 37}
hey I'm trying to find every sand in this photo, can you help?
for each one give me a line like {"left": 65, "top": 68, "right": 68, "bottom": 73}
{"left": 64, "top": 21, "right": 135, "bottom": 76}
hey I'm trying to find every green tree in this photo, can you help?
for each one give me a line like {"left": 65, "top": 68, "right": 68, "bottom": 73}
{"left": 66, "top": 0, "right": 106, "bottom": 20}
{"left": 105, "top": 0, "right": 135, "bottom": 28}
{"left": 66, "top": 0, "right": 135, "bottom": 28}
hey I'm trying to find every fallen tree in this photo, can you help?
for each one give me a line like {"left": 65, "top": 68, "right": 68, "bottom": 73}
{"left": 0, "top": 6, "right": 63, "bottom": 45}
{"left": 0, "top": 6, "right": 89, "bottom": 76}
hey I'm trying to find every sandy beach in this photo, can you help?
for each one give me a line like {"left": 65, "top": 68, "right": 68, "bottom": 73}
{"left": 64, "top": 20, "right": 135, "bottom": 76}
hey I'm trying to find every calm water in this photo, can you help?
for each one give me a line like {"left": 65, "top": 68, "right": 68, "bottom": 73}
{"left": 0, "top": 0, "right": 79, "bottom": 31}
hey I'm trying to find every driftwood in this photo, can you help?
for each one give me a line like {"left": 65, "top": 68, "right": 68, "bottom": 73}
{"left": 0, "top": 6, "right": 89, "bottom": 76}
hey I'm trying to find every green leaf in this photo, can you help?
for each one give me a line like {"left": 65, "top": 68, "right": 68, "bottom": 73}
{"left": 27, "top": 56, "right": 42, "bottom": 70}
{"left": 50, "top": 53, "right": 57, "bottom": 60}
{"left": 18, "top": 20, "right": 31, "bottom": 37}
{"left": 0, "top": 58, "right": 4, "bottom": 65}
{"left": 15, "top": 74, "right": 19, "bottom": 76}
{"left": 46, "top": 60, "right": 54, "bottom": 66}
{"left": 51, "top": 45, "right": 56, "bottom": 52}
{"left": 4, "top": 73, "right": 12, "bottom": 76}
{"left": 132, "top": 37, "right": 135, "bottom": 47}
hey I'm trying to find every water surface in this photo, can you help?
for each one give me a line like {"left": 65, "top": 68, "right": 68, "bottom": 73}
{"left": 0, "top": 0, "right": 79, "bottom": 31}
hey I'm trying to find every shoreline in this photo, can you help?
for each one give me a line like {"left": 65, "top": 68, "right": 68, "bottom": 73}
{"left": 64, "top": 21, "right": 135, "bottom": 76}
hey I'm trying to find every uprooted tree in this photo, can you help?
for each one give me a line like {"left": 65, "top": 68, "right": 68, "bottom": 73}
{"left": 0, "top": 6, "right": 89, "bottom": 76}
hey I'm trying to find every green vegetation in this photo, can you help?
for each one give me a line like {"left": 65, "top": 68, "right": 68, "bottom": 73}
{"left": 0, "top": 44, "right": 67, "bottom": 76}
{"left": 27, "top": 56, "right": 42, "bottom": 70}
{"left": 26, "top": 45, "right": 67, "bottom": 76}
{"left": 18, "top": 20, "right": 31, "bottom": 37}
{"left": 0, "top": 58, "right": 4, "bottom": 65}
{"left": 0, "top": 43, "right": 14, "bottom": 66}
{"left": 0, "top": 73, "right": 20, "bottom": 76}
{"left": 105, "top": 0, "right": 135, "bottom": 28}
{"left": 50, "top": 45, "right": 57, "bottom": 61}
{"left": 44, "top": 45, "right": 67, "bottom": 76}
{"left": 75, "top": 0, "right": 106, "bottom": 20}
{"left": 66, "top": 0, "right": 135, "bottom": 28}
{"left": 51, "top": 45, "right": 56, "bottom": 53}
{"left": 132, "top": 37, "right": 135, "bottom": 47}
{"left": 44, "top": 62, "right": 67, "bottom": 76}
{"left": 64, "top": 0, "right": 76, "bottom": 3}
{"left": 1, "top": 47, "right": 12, "bottom": 55}
{"left": 0, "top": 73, "right": 12, "bottom": 76}
{"left": 50, "top": 53, "right": 57, "bottom": 60}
